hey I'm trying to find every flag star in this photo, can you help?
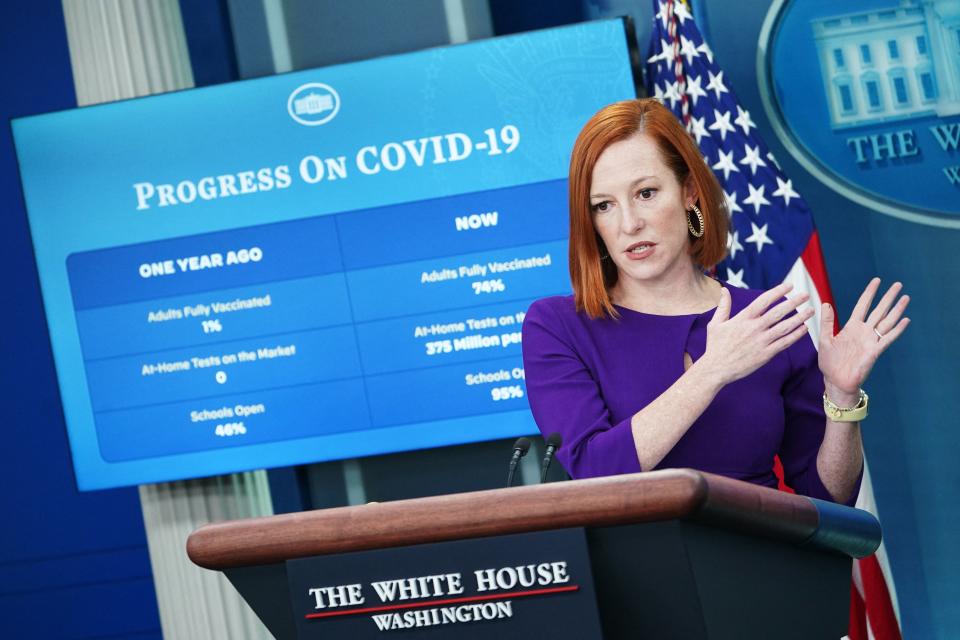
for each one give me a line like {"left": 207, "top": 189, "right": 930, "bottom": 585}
{"left": 766, "top": 151, "right": 781, "bottom": 170}
{"left": 697, "top": 41, "right": 714, "bottom": 64}
{"left": 712, "top": 148, "right": 740, "bottom": 180}
{"left": 708, "top": 109, "right": 736, "bottom": 142}
{"left": 689, "top": 114, "right": 708, "bottom": 144}
{"left": 725, "top": 189, "right": 743, "bottom": 215}
{"left": 773, "top": 176, "right": 800, "bottom": 207}
{"left": 663, "top": 80, "right": 682, "bottom": 109}
{"left": 706, "top": 69, "right": 729, "bottom": 101}
{"left": 685, "top": 73, "right": 707, "bottom": 107}
{"left": 745, "top": 221, "right": 775, "bottom": 253}
{"left": 727, "top": 231, "right": 745, "bottom": 260}
{"left": 740, "top": 144, "right": 767, "bottom": 175}
{"left": 655, "top": 2, "right": 669, "bottom": 29}
{"left": 680, "top": 35, "right": 699, "bottom": 66}
{"left": 734, "top": 106, "right": 756, "bottom": 136}
{"left": 653, "top": 82, "right": 666, "bottom": 104}
{"left": 744, "top": 183, "right": 771, "bottom": 214}
{"left": 659, "top": 38, "right": 676, "bottom": 66}
{"left": 647, "top": 39, "right": 668, "bottom": 65}
{"left": 725, "top": 267, "right": 748, "bottom": 288}
{"left": 673, "top": 1, "right": 692, "bottom": 24}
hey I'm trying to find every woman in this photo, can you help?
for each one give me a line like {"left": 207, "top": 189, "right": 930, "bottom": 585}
{"left": 521, "top": 99, "right": 909, "bottom": 504}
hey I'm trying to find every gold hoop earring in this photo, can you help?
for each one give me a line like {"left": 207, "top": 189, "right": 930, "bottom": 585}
{"left": 687, "top": 205, "right": 705, "bottom": 238}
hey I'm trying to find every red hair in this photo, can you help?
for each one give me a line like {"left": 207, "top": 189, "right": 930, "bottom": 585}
{"left": 568, "top": 99, "right": 728, "bottom": 318}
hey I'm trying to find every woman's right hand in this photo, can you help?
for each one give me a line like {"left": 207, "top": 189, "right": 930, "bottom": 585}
{"left": 696, "top": 283, "right": 814, "bottom": 387}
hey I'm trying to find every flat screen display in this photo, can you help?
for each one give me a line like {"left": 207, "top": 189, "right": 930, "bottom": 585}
{"left": 12, "top": 19, "right": 637, "bottom": 489}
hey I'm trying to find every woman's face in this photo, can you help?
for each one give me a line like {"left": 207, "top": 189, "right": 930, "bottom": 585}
{"left": 589, "top": 133, "right": 696, "bottom": 290}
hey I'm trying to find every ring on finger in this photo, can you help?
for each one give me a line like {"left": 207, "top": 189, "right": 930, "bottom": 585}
{"left": 873, "top": 327, "right": 884, "bottom": 339}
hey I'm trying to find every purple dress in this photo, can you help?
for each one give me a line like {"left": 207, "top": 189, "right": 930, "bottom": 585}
{"left": 521, "top": 285, "right": 860, "bottom": 505}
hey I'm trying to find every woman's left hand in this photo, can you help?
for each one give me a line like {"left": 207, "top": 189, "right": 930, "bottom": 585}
{"left": 817, "top": 278, "right": 910, "bottom": 405}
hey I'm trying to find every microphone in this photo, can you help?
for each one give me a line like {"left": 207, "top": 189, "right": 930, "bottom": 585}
{"left": 540, "top": 433, "right": 562, "bottom": 483}
{"left": 506, "top": 437, "right": 531, "bottom": 487}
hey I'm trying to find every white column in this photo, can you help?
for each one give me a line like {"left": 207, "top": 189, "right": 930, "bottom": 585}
{"left": 139, "top": 475, "right": 274, "bottom": 639}
{"left": 63, "top": 0, "right": 194, "bottom": 103}
{"left": 61, "top": 2, "right": 274, "bottom": 638}
{"left": 262, "top": 0, "right": 292, "bottom": 73}
{"left": 443, "top": 0, "right": 493, "bottom": 44}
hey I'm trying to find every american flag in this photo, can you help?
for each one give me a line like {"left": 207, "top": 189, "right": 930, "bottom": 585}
{"left": 646, "top": 2, "right": 901, "bottom": 638}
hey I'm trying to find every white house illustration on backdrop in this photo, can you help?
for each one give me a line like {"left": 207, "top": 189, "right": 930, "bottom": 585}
{"left": 294, "top": 92, "right": 335, "bottom": 116}
{"left": 812, "top": 0, "right": 960, "bottom": 129}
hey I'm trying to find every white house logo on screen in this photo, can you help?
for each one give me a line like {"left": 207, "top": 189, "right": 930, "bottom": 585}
{"left": 287, "top": 83, "right": 340, "bottom": 126}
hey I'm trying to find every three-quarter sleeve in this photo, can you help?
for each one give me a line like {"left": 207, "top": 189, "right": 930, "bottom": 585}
{"left": 521, "top": 299, "right": 641, "bottom": 478}
{"left": 779, "top": 333, "right": 862, "bottom": 506}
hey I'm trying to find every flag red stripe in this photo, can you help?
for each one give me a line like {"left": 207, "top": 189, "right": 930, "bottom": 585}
{"left": 800, "top": 231, "right": 840, "bottom": 333}
{"left": 799, "top": 230, "right": 833, "bottom": 304}
{"left": 849, "top": 581, "right": 868, "bottom": 640}
{"left": 859, "top": 555, "right": 902, "bottom": 640}
{"left": 772, "top": 456, "right": 793, "bottom": 493}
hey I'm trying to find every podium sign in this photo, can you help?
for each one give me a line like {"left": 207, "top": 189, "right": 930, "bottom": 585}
{"left": 286, "top": 528, "right": 603, "bottom": 639}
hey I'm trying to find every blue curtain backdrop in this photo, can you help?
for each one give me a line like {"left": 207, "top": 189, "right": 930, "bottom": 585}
{"left": 0, "top": 3, "right": 162, "bottom": 639}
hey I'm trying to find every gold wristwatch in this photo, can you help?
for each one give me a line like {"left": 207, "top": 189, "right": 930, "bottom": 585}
{"left": 823, "top": 389, "right": 868, "bottom": 422}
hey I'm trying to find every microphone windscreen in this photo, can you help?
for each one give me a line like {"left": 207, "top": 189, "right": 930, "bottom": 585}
{"left": 545, "top": 432, "right": 562, "bottom": 450}
{"left": 513, "top": 437, "right": 532, "bottom": 454}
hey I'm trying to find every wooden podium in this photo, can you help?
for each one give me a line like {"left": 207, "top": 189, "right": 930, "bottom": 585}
{"left": 187, "top": 469, "right": 880, "bottom": 639}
